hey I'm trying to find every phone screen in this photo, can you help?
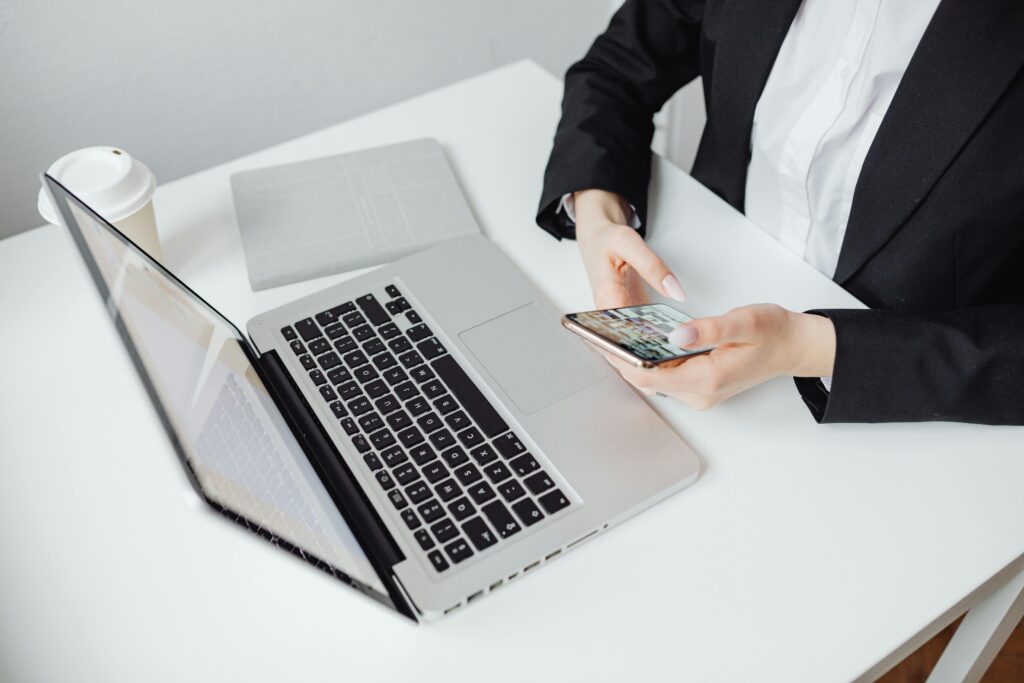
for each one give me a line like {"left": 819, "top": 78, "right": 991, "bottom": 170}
{"left": 567, "top": 303, "right": 710, "bottom": 362}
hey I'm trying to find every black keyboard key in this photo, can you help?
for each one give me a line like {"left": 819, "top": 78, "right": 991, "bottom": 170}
{"left": 444, "top": 538, "right": 474, "bottom": 565}
{"left": 387, "top": 489, "right": 408, "bottom": 510}
{"left": 289, "top": 339, "right": 305, "bottom": 356}
{"left": 394, "top": 381, "right": 419, "bottom": 401}
{"left": 351, "top": 434, "right": 371, "bottom": 453}
{"left": 415, "top": 529, "right": 435, "bottom": 550}
{"left": 410, "top": 365, "right": 435, "bottom": 384}
{"left": 409, "top": 444, "right": 437, "bottom": 466}
{"left": 454, "top": 463, "right": 482, "bottom": 486}
{"left": 374, "top": 394, "right": 400, "bottom": 415}
{"left": 281, "top": 326, "right": 298, "bottom": 341}
{"left": 421, "top": 460, "right": 447, "bottom": 483}
{"left": 364, "top": 379, "right": 388, "bottom": 398}
{"left": 324, "top": 323, "right": 347, "bottom": 340}
{"left": 406, "top": 481, "right": 432, "bottom": 505}
{"left": 340, "top": 417, "right": 358, "bottom": 436}
{"left": 417, "top": 338, "right": 446, "bottom": 360}
{"left": 432, "top": 354, "right": 509, "bottom": 438}
{"left": 482, "top": 501, "right": 522, "bottom": 539}
{"left": 363, "top": 338, "right": 386, "bottom": 356}
{"left": 388, "top": 336, "right": 412, "bottom": 354}
{"left": 512, "top": 498, "right": 546, "bottom": 527}
{"left": 334, "top": 336, "right": 357, "bottom": 354}
{"left": 435, "top": 478, "right": 461, "bottom": 502}
{"left": 317, "top": 352, "right": 341, "bottom": 370}
{"left": 431, "top": 518, "right": 459, "bottom": 543}
{"left": 421, "top": 379, "right": 446, "bottom": 399}
{"left": 539, "top": 489, "right": 571, "bottom": 514}
{"left": 330, "top": 301, "right": 356, "bottom": 317}
{"left": 448, "top": 497, "right": 475, "bottom": 521}
{"left": 299, "top": 354, "right": 316, "bottom": 370}
{"left": 329, "top": 401, "right": 348, "bottom": 419}
{"left": 315, "top": 309, "right": 339, "bottom": 327}
{"left": 397, "top": 426, "right": 425, "bottom": 448}
{"left": 308, "top": 338, "right": 331, "bottom": 355}
{"left": 380, "top": 445, "right": 406, "bottom": 468}
{"left": 393, "top": 462, "right": 419, "bottom": 486}
{"left": 418, "top": 499, "right": 445, "bottom": 523}
{"left": 357, "top": 293, "right": 390, "bottom": 326}
{"left": 373, "top": 352, "right": 398, "bottom": 371}
{"left": 385, "top": 284, "right": 401, "bottom": 298}
{"left": 470, "top": 444, "right": 498, "bottom": 466}
{"left": 348, "top": 396, "right": 372, "bottom": 416}
{"left": 441, "top": 447, "right": 469, "bottom": 468}
{"left": 342, "top": 311, "right": 366, "bottom": 328}
{"left": 295, "top": 318, "right": 321, "bottom": 341}
{"left": 406, "top": 396, "right": 431, "bottom": 416}
{"left": 401, "top": 508, "right": 421, "bottom": 530}
{"left": 386, "top": 410, "right": 412, "bottom": 431}
{"left": 429, "top": 429, "right": 456, "bottom": 451}
{"left": 352, "top": 325, "right": 375, "bottom": 342}
{"left": 444, "top": 410, "right": 471, "bottom": 432}
{"left": 356, "top": 411, "right": 380, "bottom": 432}
{"left": 495, "top": 432, "right": 526, "bottom": 458}
{"left": 457, "top": 427, "right": 484, "bottom": 449}
{"left": 433, "top": 395, "right": 458, "bottom": 415}
{"left": 399, "top": 350, "right": 424, "bottom": 368}
{"left": 524, "top": 471, "right": 555, "bottom": 495}
{"left": 462, "top": 516, "right": 498, "bottom": 551}
{"left": 417, "top": 412, "right": 443, "bottom": 434}
{"left": 406, "top": 310, "right": 421, "bottom": 324}
{"left": 497, "top": 479, "right": 526, "bottom": 502}
{"left": 363, "top": 453, "right": 382, "bottom": 471}
{"left": 318, "top": 385, "right": 338, "bottom": 402}
{"left": 343, "top": 350, "right": 368, "bottom": 367}
{"left": 386, "top": 299, "right": 404, "bottom": 316}
{"left": 393, "top": 297, "right": 410, "bottom": 311}
{"left": 338, "top": 381, "right": 361, "bottom": 401}
{"left": 484, "top": 461, "right": 513, "bottom": 484}
{"left": 375, "top": 470, "right": 395, "bottom": 491}
{"left": 427, "top": 549, "right": 449, "bottom": 572}
{"left": 509, "top": 453, "right": 541, "bottom": 478}
{"left": 309, "top": 370, "right": 327, "bottom": 386}
{"left": 353, "top": 365, "right": 379, "bottom": 384}
{"left": 370, "top": 429, "right": 396, "bottom": 450}
{"left": 379, "top": 322, "right": 400, "bottom": 340}
{"left": 327, "top": 366, "right": 352, "bottom": 385}
{"left": 382, "top": 366, "right": 408, "bottom": 385}
{"left": 467, "top": 481, "right": 496, "bottom": 505}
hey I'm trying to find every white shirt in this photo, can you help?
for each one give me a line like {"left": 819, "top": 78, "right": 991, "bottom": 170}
{"left": 562, "top": 0, "right": 941, "bottom": 280}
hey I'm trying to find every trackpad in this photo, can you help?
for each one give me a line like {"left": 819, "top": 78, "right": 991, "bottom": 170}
{"left": 459, "top": 303, "right": 605, "bottom": 415}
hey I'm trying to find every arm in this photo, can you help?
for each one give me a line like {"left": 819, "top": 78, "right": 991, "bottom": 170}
{"left": 537, "top": 0, "right": 707, "bottom": 240}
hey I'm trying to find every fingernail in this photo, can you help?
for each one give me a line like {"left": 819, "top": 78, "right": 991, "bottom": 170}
{"left": 662, "top": 274, "right": 686, "bottom": 302}
{"left": 668, "top": 324, "right": 698, "bottom": 348}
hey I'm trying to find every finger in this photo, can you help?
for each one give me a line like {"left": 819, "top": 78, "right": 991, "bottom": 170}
{"left": 668, "top": 308, "right": 755, "bottom": 349}
{"left": 614, "top": 229, "right": 686, "bottom": 301}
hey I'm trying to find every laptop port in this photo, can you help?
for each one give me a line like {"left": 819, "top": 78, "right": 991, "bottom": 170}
{"left": 489, "top": 580, "right": 504, "bottom": 592}
{"left": 467, "top": 590, "right": 483, "bottom": 604}
{"left": 524, "top": 560, "right": 540, "bottom": 573}
{"left": 545, "top": 549, "right": 562, "bottom": 561}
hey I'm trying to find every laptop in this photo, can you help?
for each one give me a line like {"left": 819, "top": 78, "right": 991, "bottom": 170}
{"left": 44, "top": 173, "right": 701, "bottom": 621}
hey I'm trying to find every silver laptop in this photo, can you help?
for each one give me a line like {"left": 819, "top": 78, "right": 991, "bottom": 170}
{"left": 44, "top": 173, "right": 700, "bottom": 621}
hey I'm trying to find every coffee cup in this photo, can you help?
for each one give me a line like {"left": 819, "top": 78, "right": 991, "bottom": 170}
{"left": 38, "top": 146, "right": 161, "bottom": 260}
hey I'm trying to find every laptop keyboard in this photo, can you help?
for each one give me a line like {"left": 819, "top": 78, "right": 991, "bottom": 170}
{"left": 280, "top": 284, "right": 572, "bottom": 573}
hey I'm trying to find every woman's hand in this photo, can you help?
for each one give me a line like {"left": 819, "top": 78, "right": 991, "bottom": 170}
{"left": 605, "top": 304, "right": 837, "bottom": 409}
{"left": 573, "top": 189, "right": 687, "bottom": 309}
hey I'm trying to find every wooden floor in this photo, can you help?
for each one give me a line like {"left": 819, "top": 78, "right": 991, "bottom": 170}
{"left": 878, "top": 615, "right": 1024, "bottom": 682}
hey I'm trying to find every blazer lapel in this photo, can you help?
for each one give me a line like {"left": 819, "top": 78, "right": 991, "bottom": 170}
{"left": 707, "top": 0, "right": 802, "bottom": 208}
{"left": 834, "top": 0, "right": 1024, "bottom": 284}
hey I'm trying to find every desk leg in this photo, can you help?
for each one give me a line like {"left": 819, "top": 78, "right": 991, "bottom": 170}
{"left": 926, "top": 562, "right": 1024, "bottom": 683}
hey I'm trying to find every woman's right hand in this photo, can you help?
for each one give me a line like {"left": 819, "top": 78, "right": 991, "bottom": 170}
{"left": 573, "top": 189, "right": 687, "bottom": 309}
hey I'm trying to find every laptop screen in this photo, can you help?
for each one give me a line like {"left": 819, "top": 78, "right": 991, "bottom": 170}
{"left": 44, "top": 175, "right": 387, "bottom": 596}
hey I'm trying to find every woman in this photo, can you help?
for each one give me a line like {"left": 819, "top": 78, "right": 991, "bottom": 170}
{"left": 537, "top": 0, "right": 1024, "bottom": 424}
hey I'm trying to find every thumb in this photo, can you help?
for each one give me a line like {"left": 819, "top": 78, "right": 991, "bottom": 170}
{"left": 668, "top": 313, "right": 746, "bottom": 349}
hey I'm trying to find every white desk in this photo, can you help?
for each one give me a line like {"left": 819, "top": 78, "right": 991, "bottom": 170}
{"left": 2, "top": 61, "right": 1023, "bottom": 683}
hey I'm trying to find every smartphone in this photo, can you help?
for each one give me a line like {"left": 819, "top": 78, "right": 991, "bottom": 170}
{"left": 561, "top": 303, "right": 714, "bottom": 368}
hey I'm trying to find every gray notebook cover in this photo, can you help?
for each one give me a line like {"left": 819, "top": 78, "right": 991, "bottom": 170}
{"left": 230, "top": 138, "right": 480, "bottom": 290}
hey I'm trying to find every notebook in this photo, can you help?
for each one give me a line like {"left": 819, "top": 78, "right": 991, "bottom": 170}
{"left": 230, "top": 138, "right": 480, "bottom": 290}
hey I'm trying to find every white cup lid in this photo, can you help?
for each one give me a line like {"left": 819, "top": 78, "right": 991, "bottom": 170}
{"left": 38, "top": 146, "right": 156, "bottom": 224}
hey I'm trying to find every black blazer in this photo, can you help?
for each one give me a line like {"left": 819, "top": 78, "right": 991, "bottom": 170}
{"left": 537, "top": 0, "right": 1024, "bottom": 425}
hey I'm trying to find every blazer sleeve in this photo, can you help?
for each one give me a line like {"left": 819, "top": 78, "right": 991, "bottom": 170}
{"left": 794, "top": 305, "right": 1024, "bottom": 424}
{"left": 536, "top": 0, "right": 707, "bottom": 240}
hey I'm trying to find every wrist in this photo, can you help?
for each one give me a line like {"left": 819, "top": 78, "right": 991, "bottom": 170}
{"left": 786, "top": 312, "right": 836, "bottom": 378}
{"left": 573, "top": 189, "right": 631, "bottom": 228}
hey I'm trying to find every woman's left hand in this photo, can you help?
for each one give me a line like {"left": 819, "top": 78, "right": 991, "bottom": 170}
{"left": 606, "top": 304, "right": 837, "bottom": 409}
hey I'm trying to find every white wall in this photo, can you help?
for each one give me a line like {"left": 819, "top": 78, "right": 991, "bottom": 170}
{"left": 0, "top": 0, "right": 612, "bottom": 239}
